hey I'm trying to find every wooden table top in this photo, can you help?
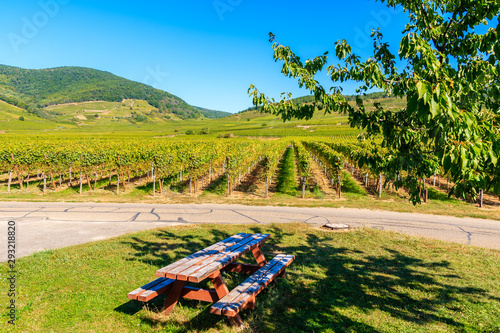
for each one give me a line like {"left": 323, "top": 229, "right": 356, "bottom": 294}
{"left": 156, "top": 233, "right": 270, "bottom": 283}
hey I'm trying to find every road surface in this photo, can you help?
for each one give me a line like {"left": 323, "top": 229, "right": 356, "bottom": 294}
{"left": 1, "top": 202, "right": 499, "bottom": 261}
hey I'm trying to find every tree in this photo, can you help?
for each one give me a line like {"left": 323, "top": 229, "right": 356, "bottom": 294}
{"left": 199, "top": 127, "right": 210, "bottom": 135}
{"left": 249, "top": 0, "right": 499, "bottom": 204}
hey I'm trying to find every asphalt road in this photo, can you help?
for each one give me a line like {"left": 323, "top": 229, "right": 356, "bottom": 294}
{"left": 1, "top": 201, "right": 499, "bottom": 261}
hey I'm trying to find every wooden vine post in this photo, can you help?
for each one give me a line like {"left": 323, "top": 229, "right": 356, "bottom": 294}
{"left": 12, "top": 154, "right": 23, "bottom": 190}
{"left": 120, "top": 169, "right": 126, "bottom": 191}
{"left": 7, "top": 170, "right": 12, "bottom": 192}
{"left": 152, "top": 162, "right": 155, "bottom": 197}
{"left": 378, "top": 174, "right": 383, "bottom": 198}
{"left": 69, "top": 167, "right": 73, "bottom": 187}
{"left": 86, "top": 172, "right": 92, "bottom": 191}
{"left": 153, "top": 173, "right": 156, "bottom": 197}
{"left": 79, "top": 172, "right": 83, "bottom": 195}
{"left": 45, "top": 154, "right": 57, "bottom": 190}
{"left": 422, "top": 179, "right": 428, "bottom": 203}
{"left": 116, "top": 156, "right": 120, "bottom": 195}
{"left": 338, "top": 175, "right": 342, "bottom": 198}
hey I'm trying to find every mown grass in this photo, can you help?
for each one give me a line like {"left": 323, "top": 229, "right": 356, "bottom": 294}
{"left": 341, "top": 171, "right": 367, "bottom": 195}
{"left": 202, "top": 174, "right": 228, "bottom": 196}
{"left": 276, "top": 148, "right": 298, "bottom": 196}
{"left": 1, "top": 223, "right": 499, "bottom": 332}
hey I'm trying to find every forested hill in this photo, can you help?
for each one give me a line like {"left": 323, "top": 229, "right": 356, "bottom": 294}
{"left": 193, "top": 106, "right": 233, "bottom": 119}
{"left": 0, "top": 65, "right": 229, "bottom": 119}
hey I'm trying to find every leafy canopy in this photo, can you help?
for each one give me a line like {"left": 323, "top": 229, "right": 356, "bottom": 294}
{"left": 249, "top": 0, "right": 500, "bottom": 204}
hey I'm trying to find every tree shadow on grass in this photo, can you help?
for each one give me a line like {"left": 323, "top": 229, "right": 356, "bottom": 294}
{"left": 116, "top": 227, "right": 496, "bottom": 332}
{"left": 250, "top": 233, "right": 492, "bottom": 332}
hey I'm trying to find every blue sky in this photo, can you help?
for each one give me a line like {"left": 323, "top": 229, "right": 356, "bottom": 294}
{"left": 0, "top": 0, "right": 409, "bottom": 113}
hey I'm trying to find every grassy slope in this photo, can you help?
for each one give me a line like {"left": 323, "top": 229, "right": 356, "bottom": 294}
{"left": 0, "top": 93, "right": 407, "bottom": 136}
{"left": 0, "top": 100, "right": 69, "bottom": 131}
{"left": 1, "top": 223, "right": 499, "bottom": 332}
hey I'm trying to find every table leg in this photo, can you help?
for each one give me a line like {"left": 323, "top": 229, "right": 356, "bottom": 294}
{"left": 229, "top": 314, "right": 243, "bottom": 326}
{"left": 251, "top": 246, "right": 267, "bottom": 267}
{"left": 161, "top": 280, "right": 186, "bottom": 314}
{"left": 211, "top": 271, "right": 229, "bottom": 299}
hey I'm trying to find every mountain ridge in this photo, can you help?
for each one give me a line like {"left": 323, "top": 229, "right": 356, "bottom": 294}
{"left": 0, "top": 64, "right": 231, "bottom": 120}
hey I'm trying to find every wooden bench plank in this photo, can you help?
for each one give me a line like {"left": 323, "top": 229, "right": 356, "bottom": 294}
{"left": 187, "top": 234, "right": 271, "bottom": 283}
{"left": 222, "top": 255, "right": 293, "bottom": 316}
{"left": 209, "top": 254, "right": 285, "bottom": 314}
{"left": 137, "top": 278, "right": 175, "bottom": 302}
{"left": 156, "top": 233, "right": 251, "bottom": 277}
{"left": 210, "top": 254, "right": 294, "bottom": 316}
{"left": 128, "top": 277, "right": 174, "bottom": 301}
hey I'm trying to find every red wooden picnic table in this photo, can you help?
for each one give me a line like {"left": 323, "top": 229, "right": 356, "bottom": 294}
{"left": 128, "top": 233, "right": 294, "bottom": 326}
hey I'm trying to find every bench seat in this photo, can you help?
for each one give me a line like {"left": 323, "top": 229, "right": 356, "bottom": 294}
{"left": 210, "top": 254, "right": 294, "bottom": 317}
{"left": 128, "top": 277, "right": 175, "bottom": 302}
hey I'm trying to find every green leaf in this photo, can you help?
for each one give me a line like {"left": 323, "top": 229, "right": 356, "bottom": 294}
{"left": 430, "top": 97, "right": 438, "bottom": 118}
{"left": 489, "top": 149, "right": 498, "bottom": 166}
{"left": 416, "top": 81, "right": 427, "bottom": 100}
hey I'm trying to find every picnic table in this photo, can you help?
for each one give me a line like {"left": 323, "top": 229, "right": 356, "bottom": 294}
{"left": 128, "top": 233, "right": 294, "bottom": 326}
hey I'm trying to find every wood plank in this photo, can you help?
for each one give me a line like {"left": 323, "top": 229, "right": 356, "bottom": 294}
{"left": 187, "top": 234, "right": 271, "bottom": 283}
{"left": 161, "top": 234, "right": 252, "bottom": 280}
{"left": 155, "top": 233, "right": 250, "bottom": 278}
{"left": 165, "top": 233, "right": 257, "bottom": 279}
{"left": 137, "top": 278, "right": 175, "bottom": 302}
{"left": 128, "top": 277, "right": 169, "bottom": 300}
{"left": 222, "top": 255, "right": 294, "bottom": 316}
{"left": 210, "top": 254, "right": 294, "bottom": 316}
{"left": 176, "top": 234, "right": 266, "bottom": 281}
{"left": 156, "top": 233, "right": 249, "bottom": 277}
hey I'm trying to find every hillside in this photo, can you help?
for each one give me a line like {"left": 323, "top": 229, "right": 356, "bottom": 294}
{"left": 193, "top": 106, "right": 232, "bottom": 119}
{"left": 0, "top": 65, "right": 229, "bottom": 120}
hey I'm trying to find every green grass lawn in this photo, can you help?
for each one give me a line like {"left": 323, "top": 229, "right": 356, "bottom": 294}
{"left": 1, "top": 223, "right": 499, "bottom": 332}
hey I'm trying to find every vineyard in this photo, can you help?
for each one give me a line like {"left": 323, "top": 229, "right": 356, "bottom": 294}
{"left": 0, "top": 135, "right": 497, "bottom": 211}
